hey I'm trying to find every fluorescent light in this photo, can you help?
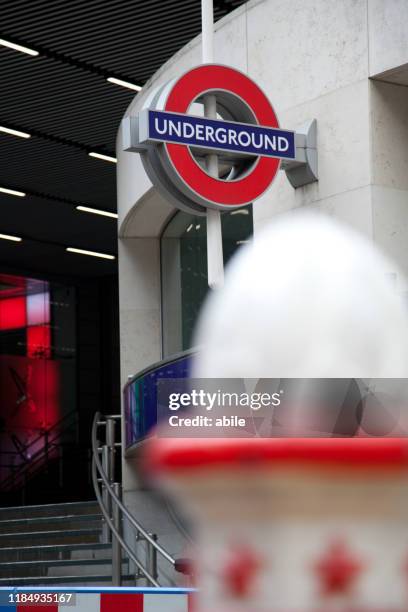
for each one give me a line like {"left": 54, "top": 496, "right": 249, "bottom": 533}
{"left": 76, "top": 205, "right": 118, "bottom": 219}
{"left": 88, "top": 152, "right": 117, "bottom": 163}
{"left": 186, "top": 224, "right": 193, "bottom": 233}
{"left": 0, "top": 233, "right": 22, "bottom": 242}
{"left": 0, "top": 186, "right": 26, "bottom": 197}
{"left": 107, "top": 76, "right": 142, "bottom": 92}
{"left": 0, "top": 38, "right": 39, "bottom": 56}
{"left": 0, "top": 126, "right": 31, "bottom": 139}
{"left": 66, "top": 247, "right": 115, "bottom": 260}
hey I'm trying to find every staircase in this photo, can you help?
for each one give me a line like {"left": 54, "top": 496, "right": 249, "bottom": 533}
{"left": 0, "top": 500, "right": 132, "bottom": 586}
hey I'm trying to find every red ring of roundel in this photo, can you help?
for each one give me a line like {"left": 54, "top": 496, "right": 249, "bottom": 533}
{"left": 164, "top": 64, "right": 280, "bottom": 207}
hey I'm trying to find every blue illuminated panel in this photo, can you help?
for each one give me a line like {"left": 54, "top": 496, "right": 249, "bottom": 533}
{"left": 124, "top": 352, "right": 193, "bottom": 450}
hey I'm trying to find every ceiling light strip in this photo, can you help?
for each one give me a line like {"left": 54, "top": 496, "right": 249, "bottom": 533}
{"left": 0, "top": 184, "right": 118, "bottom": 217}
{"left": 88, "top": 152, "right": 117, "bottom": 163}
{"left": 76, "top": 206, "right": 118, "bottom": 219}
{"left": 66, "top": 247, "right": 115, "bottom": 260}
{"left": 0, "top": 120, "right": 115, "bottom": 155}
{"left": 106, "top": 76, "right": 142, "bottom": 92}
{"left": 0, "top": 38, "right": 39, "bottom": 56}
{"left": 0, "top": 125, "right": 31, "bottom": 139}
{"left": 0, "top": 233, "right": 22, "bottom": 242}
{"left": 0, "top": 186, "right": 26, "bottom": 197}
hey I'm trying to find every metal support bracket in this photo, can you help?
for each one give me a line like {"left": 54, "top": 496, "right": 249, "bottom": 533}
{"left": 280, "top": 119, "right": 318, "bottom": 188}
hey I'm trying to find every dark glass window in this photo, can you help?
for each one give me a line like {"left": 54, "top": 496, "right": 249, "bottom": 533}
{"left": 0, "top": 273, "right": 76, "bottom": 489}
{"left": 161, "top": 207, "right": 253, "bottom": 357}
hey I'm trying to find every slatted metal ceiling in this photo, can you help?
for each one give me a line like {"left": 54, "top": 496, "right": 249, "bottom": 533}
{"left": 0, "top": 0, "right": 246, "bottom": 278}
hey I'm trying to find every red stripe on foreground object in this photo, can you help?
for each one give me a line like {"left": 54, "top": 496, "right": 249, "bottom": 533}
{"left": 145, "top": 438, "right": 408, "bottom": 473}
{"left": 100, "top": 593, "right": 143, "bottom": 612}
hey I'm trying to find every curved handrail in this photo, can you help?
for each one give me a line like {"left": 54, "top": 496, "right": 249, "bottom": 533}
{"left": 92, "top": 412, "right": 175, "bottom": 564}
{"left": 92, "top": 412, "right": 177, "bottom": 585}
{"left": 91, "top": 458, "right": 159, "bottom": 586}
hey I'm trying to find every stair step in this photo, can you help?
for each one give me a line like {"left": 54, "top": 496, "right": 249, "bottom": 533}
{"left": 0, "top": 558, "right": 129, "bottom": 579}
{"left": 0, "top": 542, "right": 111, "bottom": 563}
{"left": 48, "top": 561, "right": 129, "bottom": 578}
{"left": 0, "top": 514, "right": 102, "bottom": 533}
{"left": 0, "top": 500, "right": 99, "bottom": 520}
{"left": 0, "top": 574, "right": 134, "bottom": 586}
{"left": 0, "top": 528, "right": 100, "bottom": 547}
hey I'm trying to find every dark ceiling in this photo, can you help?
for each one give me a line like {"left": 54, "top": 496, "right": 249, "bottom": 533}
{"left": 0, "top": 0, "right": 246, "bottom": 279}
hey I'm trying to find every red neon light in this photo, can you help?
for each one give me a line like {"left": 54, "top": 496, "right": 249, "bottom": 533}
{"left": 27, "top": 325, "right": 51, "bottom": 359}
{"left": 0, "top": 296, "right": 26, "bottom": 330}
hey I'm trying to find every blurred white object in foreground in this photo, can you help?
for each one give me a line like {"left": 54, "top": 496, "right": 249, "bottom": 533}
{"left": 194, "top": 211, "right": 408, "bottom": 378}
{"left": 146, "top": 212, "right": 408, "bottom": 612}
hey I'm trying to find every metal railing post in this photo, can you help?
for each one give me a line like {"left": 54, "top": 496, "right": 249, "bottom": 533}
{"left": 106, "top": 418, "right": 116, "bottom": 483}
{"left": 146, "top": 533, "right": 158, "bottom": 584}
{"left": 134, "top": 531, "right": 142, "bottom": 586}
{"left": 112, "top": 482, "right": 122, "bottom": 586}
{"left": 101, "top": 445, "right": 111, "bottom": 543}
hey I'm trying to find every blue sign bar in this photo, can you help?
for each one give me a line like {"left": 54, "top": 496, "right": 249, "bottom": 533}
{"left": 140, "top": 109, "right": 296, "bottom": 160}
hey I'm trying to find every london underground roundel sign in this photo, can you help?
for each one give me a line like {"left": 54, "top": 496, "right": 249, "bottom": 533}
{"left": 127, "top": 65, "right": 296, "bottom": 214}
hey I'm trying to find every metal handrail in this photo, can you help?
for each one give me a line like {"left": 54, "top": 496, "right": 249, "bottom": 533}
{"left": 91, "top": 459, "right": 159, "bottom": 586}
{"left": 92, "top": 411, "right": 177, "bottom": 586}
